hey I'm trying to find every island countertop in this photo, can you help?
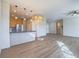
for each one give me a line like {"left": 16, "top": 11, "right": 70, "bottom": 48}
{"left": 10, "top": 31, "right": 36, "bottom": 33}
{"left": 10, "top": 31, "right": 36, "bottom": 46}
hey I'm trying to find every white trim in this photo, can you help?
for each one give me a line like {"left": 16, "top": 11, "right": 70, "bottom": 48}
{"left": 0, "top": 49, "right": 1, "bottom": 54}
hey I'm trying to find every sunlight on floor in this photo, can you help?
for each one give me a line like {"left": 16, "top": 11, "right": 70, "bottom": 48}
{"left": 56, "top": 41, "right": 76, "bottom": 58}
{"left": 38, "top": 38, "right": 44, "bottom": 41}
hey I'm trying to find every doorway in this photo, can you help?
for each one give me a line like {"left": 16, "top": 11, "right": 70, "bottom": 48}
{"left": 56, "top": 19, "right": 63, "bottom": 36}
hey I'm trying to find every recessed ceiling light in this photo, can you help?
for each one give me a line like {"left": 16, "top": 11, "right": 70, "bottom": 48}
{"left": 14, "top": 10, "right": 16, "bottom": 13}
{"left": 30, "top": 19, "right": 32, "bottom": 22}
{"left": 15, "top": 16, "right": 18, "bottom": 19}
{"left": 23, "top": 18, "right": 26, "bottom": 20}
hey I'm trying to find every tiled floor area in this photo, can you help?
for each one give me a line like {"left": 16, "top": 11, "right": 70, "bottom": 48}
{"left": 0, "top": 34, "right": 79, "bottom": 58}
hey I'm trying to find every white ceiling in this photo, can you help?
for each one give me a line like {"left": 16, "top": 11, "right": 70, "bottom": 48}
{"left": 10, "top": 0, "right": 79, "bottom": 22}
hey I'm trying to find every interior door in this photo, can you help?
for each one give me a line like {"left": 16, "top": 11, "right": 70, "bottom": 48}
{"left": 56, "top": 20, "right": 63, "bottom": 35}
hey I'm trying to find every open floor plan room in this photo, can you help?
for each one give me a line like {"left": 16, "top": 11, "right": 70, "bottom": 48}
{"left": 0, "top": 0, "right": 79, "bottom": 58}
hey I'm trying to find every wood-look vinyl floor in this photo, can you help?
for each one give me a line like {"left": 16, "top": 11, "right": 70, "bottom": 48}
{"left": 0, "top": 34, "right": 79, "bottom": 58}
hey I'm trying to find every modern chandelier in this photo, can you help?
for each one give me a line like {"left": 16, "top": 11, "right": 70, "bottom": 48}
{"left": 11, "top": 5, "right": 33, "bottom": 20}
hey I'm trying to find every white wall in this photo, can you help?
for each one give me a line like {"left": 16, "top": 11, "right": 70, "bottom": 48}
{"left": 32, "top": 18, "right": 47, "bottom": 37}
{"left": 0, "top": 0, "right": 1, "bottom": 17}
{"left": 63, "top": 16, "right": 79, "bottom": 37}
{"left": 49, "top": 21, "right": 56, "bottom": 34}
{"left": 0, "top": 0, "right": 1, "bottom": 54}
{"left": 0, "top": 0, "right": 10, "bottom": 50}
{"left": 46, "top": 23, "right": 49, "bottom": 33}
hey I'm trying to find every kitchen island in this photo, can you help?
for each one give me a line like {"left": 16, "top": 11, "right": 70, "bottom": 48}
{"left": 10, "top": 31, "right": 36, "bottom": 46}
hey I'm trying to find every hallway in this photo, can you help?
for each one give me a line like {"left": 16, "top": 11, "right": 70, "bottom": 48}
{"left": 0, "top": 34, "right": 79, "bottom": 58}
